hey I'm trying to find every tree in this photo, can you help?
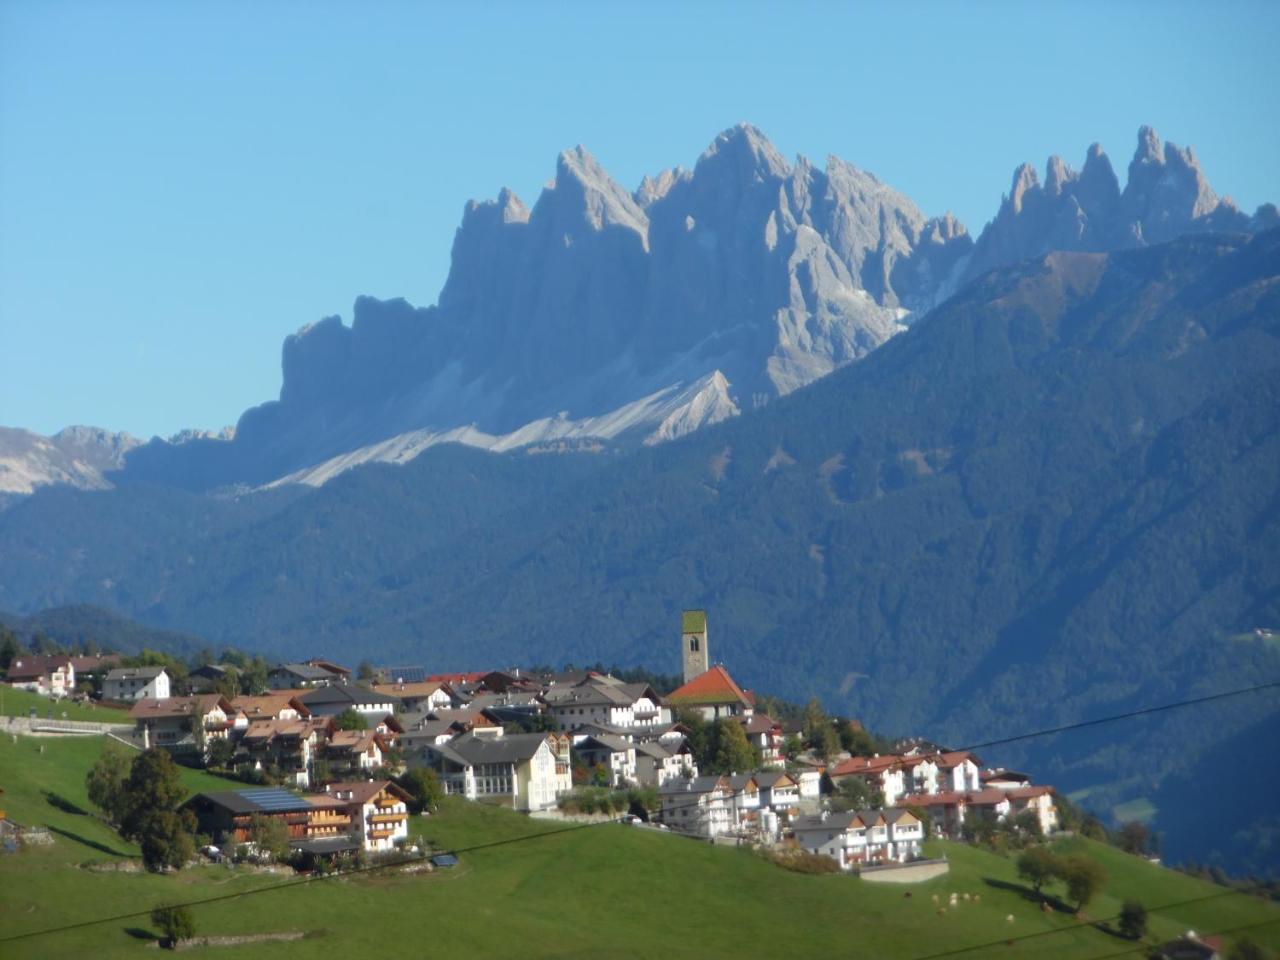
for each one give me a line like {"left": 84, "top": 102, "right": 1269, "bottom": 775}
{"left": 334, "top": 708, "right": 367, "bottom": 731}
{"left": 782, "top": 734, "right": 804, "bottom": 761}
{"left": 248, "top": 813, "right": 289, "bottom": 862}
{"left": 839, "top": 721, "right": 877, "bottom": 757}
{"left": 1117, "top": 899, "right": 1147, "bottom": 940}
{"left": 711, "top": 717, "right": 756, "bottom": 774}
{"left": 1060, "top": 854, "right": 1106, "bottom": 912}
{"left": 119, "top": 749, "right": 189, "bottom": 840}
{"left": 86, "top": 741, "right": 133, "bottom": 824}
{"left": 240, "top": 656, "right": 269, "bottom": 696}
{"left": 151, "top": 904, "right": 196, "bottom": 948}
{"left": 831, "top": 776, "right": 884, "bottom": 813}
{"left": 1116, "top": 820, "right": 1150, "bottom": 855}
{"left": 1016, "top": 845, "right": 1061, "bottom": 896}
{"left": 0, "top": 628, "right": 20, "bottom": 673}
{"left": 1010, "top": 809, "right": 1043, "bottom": 839}
{"left": 139, "top": 810, "right": 196, "bottom": 872}
{"left": 206, "top": 736, "right": 236, "bottom": 771}
{"left": 356, "top": 660, "right": 375, "bottom": 681}
{"left": 399, "top": 768, "right": 443, "bottom": 815}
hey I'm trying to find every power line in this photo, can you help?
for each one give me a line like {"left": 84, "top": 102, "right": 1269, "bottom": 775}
{"left": 956, "top": 679, "right": 1280, "bottom": 753}
{"left": 1075, "top": 916, "right": 1280, "bottom": 960}
{"left": 4, "top": 678, "right": 1277, "bottom": 945}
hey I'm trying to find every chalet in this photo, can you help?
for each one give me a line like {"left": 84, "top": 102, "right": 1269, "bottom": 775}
{"left": 304, "top": 659, "right": 352, "bottom": 684}
{"left": 399, "top": 708, "right": 498, "bottom": 747}
{"left": 104, "top": 666, "right": 170, "bottom": 702}
{"left": 129, "top": 694, "right": 236, "bottom": 754}
{"left": 324, "top": 729, "right": 387, "bottom": 778}
{"left": 5, "top": 655, "right": 74, "bottom": 697}
{"left": 792, "top": 808, "right": 925, "bottom": 869}
{"left": 297, "top": 683, "right": 398, "bottom": 720}
{"left": 411, "top": 731, "right": 571, "bottom": 812}
{"left": 320, "top": 780, "right": 412, "bottom": 852}
{"left": 658, "top": 775, "right": 735, "bottom": 838}
{"left": 237, "top": 717, "right": 332, "bottom": 786}
{"left": 663, "top": 665, "right": 754, "bottom": 721}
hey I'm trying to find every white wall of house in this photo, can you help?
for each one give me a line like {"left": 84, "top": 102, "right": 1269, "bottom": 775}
{"left": 105, "top": 670, "right": 170, "bottom": 702}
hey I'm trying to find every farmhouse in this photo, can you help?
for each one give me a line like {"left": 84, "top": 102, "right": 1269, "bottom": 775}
{"left": 297, "top": 683, "right": 398, "bottom": 720}
{"left": 129, "top": 694, "right": 236, "bottom": 754}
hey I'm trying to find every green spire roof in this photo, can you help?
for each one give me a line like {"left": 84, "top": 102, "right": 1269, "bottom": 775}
{"left": 682, "top": 610, "right": 707, "bottom": 634}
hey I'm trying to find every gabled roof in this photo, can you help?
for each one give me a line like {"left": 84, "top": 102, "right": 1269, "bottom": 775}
{"left": 753, "top": 770, "right": 797, "bottom": 789}
{"left": 269, "top": 662, "right": 335, "bottom": 681}
{"left": 298, "top": 684, "right": 396, "bottom": 707}
{"left": 431, "top": 731, "right": 556, "bottom": 766}
{"left": 664, "top": 665, "right": 751, "bottom": 707}
{"left": 105, "top": 665, "right": 166, "bottom": 681}
{"left": 576, "top": 733, "right": 634, "bottom": 754}
{"left": 658, "top": 775, "right": 728, "bottom": 797}
{"left": 68, "top": 654, "right": 122, "bottom": 672}
{"left": 425, "top": 672, "right": 486, "bottom": 685}
{"left": 231, "top": 693, "right": 311, "bottom": 719}
{"left": 739, "top": 713, "right": 779, "bottom": 735}
{"left": 187, "top": 787, "right": 313, "bottom": 816}
{"left": 129, "top": 694, "right": 231, "bottom": 720}
{"left": 370, "top": 680, "right": 451, "bottom": 700}
{"left": 322, "top": 780, "right": 410, "bottom": 805}
{"left": 305, "top": 659, "right": 351, "bottom": 677}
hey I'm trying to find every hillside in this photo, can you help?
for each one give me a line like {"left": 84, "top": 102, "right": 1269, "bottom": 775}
{"left": 2, "top": 230, "right": 1278, "bottom": 873}
{"left": 1, "top": 736, "right": 1276, "bottom": 959}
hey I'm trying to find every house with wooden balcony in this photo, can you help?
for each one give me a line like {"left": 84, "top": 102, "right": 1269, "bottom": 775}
{"left": 320, "top": 780, "right": 413, "bottom": 852}
{"left": 184, "top": 787, "right": 322, "bottom": 846}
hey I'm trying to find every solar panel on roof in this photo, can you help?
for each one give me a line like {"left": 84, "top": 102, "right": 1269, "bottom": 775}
{"left": 236, "top": 788, "right": 309, "bottom": 811}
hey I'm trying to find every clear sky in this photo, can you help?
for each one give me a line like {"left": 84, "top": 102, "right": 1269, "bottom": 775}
{"left": 2, "top": 0, "right": 1277, "bottom": 438}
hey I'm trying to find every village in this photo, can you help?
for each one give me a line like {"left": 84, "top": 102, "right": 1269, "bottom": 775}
{"left": 3, "top": 610, "right": 1060, "bottom": 878}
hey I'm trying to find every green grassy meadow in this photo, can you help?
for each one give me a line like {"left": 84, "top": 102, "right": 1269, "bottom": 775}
{"left": 1, "top": 686, "right": 132, "bottom": 723}
{"left": 0, "top": 735, "right": 1276, "bottom": 959}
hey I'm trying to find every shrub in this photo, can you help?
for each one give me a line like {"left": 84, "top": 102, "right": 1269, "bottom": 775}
{"left": 150, "top": 904, "right": 195, "bottom": 948}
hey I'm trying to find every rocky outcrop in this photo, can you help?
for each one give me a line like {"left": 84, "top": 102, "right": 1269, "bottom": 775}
{"left": 0, "top": 426, "right": 141, "bottom": 496}
{"left": 962, "top": 126, "right": 1258, "bottom": 284}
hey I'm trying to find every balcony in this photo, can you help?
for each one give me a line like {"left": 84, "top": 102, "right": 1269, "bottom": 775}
{"left": 368, "top": 813, "right": 406, "bottom": 825}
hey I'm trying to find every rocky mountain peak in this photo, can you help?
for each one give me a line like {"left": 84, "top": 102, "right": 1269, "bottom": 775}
{"left": 696, "top": 123, "right": 790, "bottom": 182}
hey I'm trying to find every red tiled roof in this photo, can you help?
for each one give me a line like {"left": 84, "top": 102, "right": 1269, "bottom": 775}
{"left": 1005, "top": 786, "right": 1055, "bottom": 800}
{"left": 664, "top": 665, "right": 752, "bottom": 706}
{"left": 901, "top": 788, "right": 1010, "bottom": 807}
{"left": 322, "top": 780, "right": 410, "bottom": 805}
{"left": 829, "top": 753, "right": 932, "bottom": 778}
{"left": 426, "top": 672, "right": 486, "bottom": 684}
{"left": 231, "top": 694, "right": 311, "bottom": 719}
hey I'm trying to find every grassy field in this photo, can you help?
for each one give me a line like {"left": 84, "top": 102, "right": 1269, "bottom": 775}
{"left": 1, "top": 686, "right": 132, "bottom": 723}
{"left": 1, "top": 735, "right": 1276, "bottom": 959}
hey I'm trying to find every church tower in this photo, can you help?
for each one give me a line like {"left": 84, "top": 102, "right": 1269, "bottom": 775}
{"left": 681, "top": 609, "right": 709, "bottom": 684}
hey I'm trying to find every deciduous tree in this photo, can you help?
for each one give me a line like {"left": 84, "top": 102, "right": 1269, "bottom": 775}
{"left": 1016, "top": 845, "right": 1061, "bottom": 895}
{"left": 1060, "top": 854, "right": 1106, "bottom": 912}
{"left": 151, "top": 904, "right": 196, "bottom": 948}
{"left": 1117, "top": 899, "right": 1147, "bottom": 940}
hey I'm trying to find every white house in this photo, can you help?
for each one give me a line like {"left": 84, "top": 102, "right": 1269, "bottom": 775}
{"left": 297, "top": 684, "right": 398, "bottom": 720}
{"left": 573, "top": 733, "right": 638, "bottom": 788}
{"left": 792, "top": 808, "right": 925, "bottom": 869}
{"left": 634, "top": 738, "right": 697, "bottom": 787}
{"left": 320, "top": 780, "right": 412, "bottom": 852}
{"left": 411, "top": 731, "right": 572, "bottom": 812}
{"left": 658, "top": 775, "right": 736, "bottom": 838}
{"left": 542, "top": 677, "right": 668, "bottom": 730}
{"left": 104, "top": 666, "right": 171, "bottom": 702}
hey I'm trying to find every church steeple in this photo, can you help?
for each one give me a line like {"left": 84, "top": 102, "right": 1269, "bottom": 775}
{"left": 681, "top": 609, "right": 709, "bottom": 683}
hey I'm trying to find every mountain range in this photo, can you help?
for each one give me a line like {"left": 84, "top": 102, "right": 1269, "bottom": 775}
{"left": 4, "top": 124, "right": 1271, "bottom": 497}
{"left": 2, "top": 125, "right": 1277, "bottom": 873}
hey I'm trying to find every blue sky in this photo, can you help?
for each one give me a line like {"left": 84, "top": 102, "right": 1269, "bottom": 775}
{"left": 2, "top": 0, "right": 1277, "bottom": 438}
